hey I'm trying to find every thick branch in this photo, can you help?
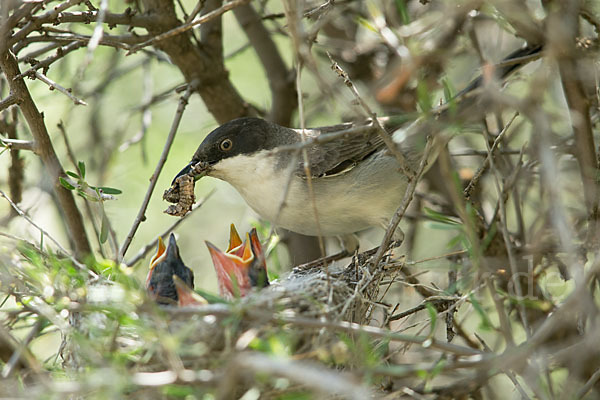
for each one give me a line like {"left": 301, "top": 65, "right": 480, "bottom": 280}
{"left": 234, "top": 4, "right": 296, "bottom": 126}
{"left": 140, "top": 0, "right": 254, "bottom": 123}
{"left": 0, "top": 51, "right": 92, "bottom": 260}
{"left": 551, "top": 1, "right": 598, "bottom": 218}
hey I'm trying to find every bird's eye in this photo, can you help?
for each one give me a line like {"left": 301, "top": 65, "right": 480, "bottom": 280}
{"left": 220, "top": 138, "right": 233, "bottom": 151}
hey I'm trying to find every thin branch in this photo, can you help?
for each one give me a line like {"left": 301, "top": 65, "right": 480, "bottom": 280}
{"left": 0, "top": 95, "right": 20, "bottom": 112}
{"left": 8, "top": 0, "right": 85, "bottom": 47}
{"left": 0, "top": 137, "right": 34, "bottom": 151}
{"left": 226, "top": 352, "right": 371, "bottom": 400}
{"left": 119, "top": 81, "right": 197, "bottom": 262}
{"left": 16, "top": 41, "right": 86, "bottom": 79}
{"left": 328, "top": 53, "right": 413, "bottom": 176}
{"left": 234, "top": 3, "right": 296, "bottom": 125}
{"left": 576, "top": 367, "right": 600, "bottom": 399}
{"left": 464, "top": 112, "right": 519, "bottom": 199}
{"left": 33, "top": 71, "right": 87, "bottom": 105}
{"left": 172, "top": 304, "right": 483, "bottom": 356}
{"left": 47, "top": 9, "right": 155, "bottom": 28}
{"left": 371, "top": 138, "right": 434, "bottom": 269}
{"left": 124, "top": 189, "right": 214, "bottom": 267}
{"left": 0, "top": 50, "right": 92, "bottom": 260}
{"left": 128, "top": 0, "right": 250, "bottom": 54}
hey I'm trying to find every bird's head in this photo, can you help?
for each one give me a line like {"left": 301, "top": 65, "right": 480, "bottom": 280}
{"left": 173, "top": 117, "right": 296, "bottom": 183}
{"left": 206, "top": 224, "right": 269, "bottom": 299}
{"left": 146, "top": 233, "right": 195, "bottom": 305}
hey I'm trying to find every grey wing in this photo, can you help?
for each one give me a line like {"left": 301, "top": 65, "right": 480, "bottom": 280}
{"left": 294, "top": 123, "right": 387, "bottom": 178}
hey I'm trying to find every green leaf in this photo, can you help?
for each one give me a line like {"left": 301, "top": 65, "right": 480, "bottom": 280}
{"left": 59, "top": 177, "right": 76, "bottom": 191}
{"left": 355, "top": 16, "right": 377, "bottom": 33}
{"left": 78, "top": 161, "right": 86, "bottom": 179}
{"left": 395, "top": 0, "right": 410, "bottom": 24}
{"left": 194, "top": 288, "right": 229, "bottom": 304}
{"left": 66, "top": 171, "right": 79, "bottom": 179}
{"left": 96, "top": 186, "right": 122, "bottom": 195}
{"left": 425, "top": 302, "right": 437, "bottom": 336}
{"left": 416, "top": 79, "right": 432, "bottom": 113}
{"left": 469, "top": 293, "right": 493, "bottom": 331}
{"left": 423, "top": 207, "right": 460, "bottom": 225}
{"left": 100, "top": 213, "right": 109, "bottom": 244}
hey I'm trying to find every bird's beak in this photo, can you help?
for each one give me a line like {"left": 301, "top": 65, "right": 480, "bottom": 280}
{"left": 147, "top": 236, "right": 166, "bottom": 288}
{"left": 173, "top": 275, "right": 206, "bottom": 307}
{"left": 149, "top": 236, "right": 166, "bottom": 270}
{"left": 247, "top": 229, "right": 270, "bottom": 288}
{"left": 206, "top": 240, "right": 253, "bottom": 298}
{"left": 248, "top": 228, "right": 264, "bottom": 265}
{"left": 227, "top": 223, "right": 243, "bottom": 253}
{"left": 165, "top": 233, "right": 180, "bottom": 263}
{"left": 172, "top": 162, "right": 194, "bottom": 185}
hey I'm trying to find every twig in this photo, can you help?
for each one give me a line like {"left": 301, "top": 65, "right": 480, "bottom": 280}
{"left": 295, "top": 62, "right": 328, "bottom": 281}
{"left": 57, "top": 121, "right": 105, "bottom": 258}
{"left": 228, "top": 352, "right": 371, "bottom": 400}
{"left": 172, "top": 304, "right": 483, "bottom": 356}
{"left": 128, "top": 0, "right": 250, "bottom": 54}
{"left": 119, "top": 81, "right": 197, "bottom": 262}
{"left": 1, "top": 318, "right": 43, "bottom": 378}
{"left": 233, "top": 3, "right": 296, "bottom": 125}
{"left": 464, "top": 112, "right": 519, "bottom": 199}
{"left": 124, "top": 189, "right": 214, "bottom": 267}
{"left": 0, "top": 50, "right": 92, "bottom": 260}
{"left": 576, "top": 367, "right": 600, "bottom": 399}
{"left": 0, "top": 95, "right": 20, "bottom": 112}
{"left": 16, "top": 41, "right": 86, "bottom": 80}
{"left": 0, "top": 137, "right": 35, "bottom": 151}
{"left": 186, "top": 0, "right": 207, "bottom": 23}
{"left": 371, "top": 137, "right": 434, "bottom": 269}
{"left": 482, "top": 114, "right": 530, "bottom": 337}
{"left": 33, "top": 71, "right": 87, "bottom": 106}
{"left": 328, "top": 53, "right": 413, "bottom": 176}
{"left": 8, "top": 0, "right": 85, "bottom": 47}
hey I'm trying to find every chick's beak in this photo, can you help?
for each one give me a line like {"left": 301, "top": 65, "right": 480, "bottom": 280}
{"left": 206, "top": 241, "right": 253, "bottom": 298}
{"left": 227, "top": 223, "right": 243, "bottom": 253}
{"left": 247, "top": 229, "right": 269, "bottom": 288}
{"left": 149, "top": 237, "right": 166, "bottom": 269}
{"left": 165, "top": 233, "right": 180, "bottom": 262}
{"left": 147, "top": 236, "right": 166, "bottom": 288}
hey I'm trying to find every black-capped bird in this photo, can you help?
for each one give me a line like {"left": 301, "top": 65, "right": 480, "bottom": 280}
{"left": 168, "top": 46, "right": 542, "bottom": 251}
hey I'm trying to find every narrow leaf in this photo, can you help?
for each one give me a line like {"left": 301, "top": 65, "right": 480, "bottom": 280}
{"left": 97, "top": 186, "right": 122, "bottom": 195}
{"left": 59, "top": 177, "right": 76, "bottom": 191}
{"left": 78, "top": 161, "right": 86, "bottom": 179}
{"left": 100, "top": 213, "right": 109, "bottom": 244}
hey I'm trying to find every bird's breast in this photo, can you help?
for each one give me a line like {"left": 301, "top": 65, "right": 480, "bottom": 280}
{"left": 211, "top": 151, "right": 408, "bottom": 236}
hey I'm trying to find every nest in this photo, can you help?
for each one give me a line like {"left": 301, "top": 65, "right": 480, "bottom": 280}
{"left": 146, "top": 250, "right": 396, "bottom": 377}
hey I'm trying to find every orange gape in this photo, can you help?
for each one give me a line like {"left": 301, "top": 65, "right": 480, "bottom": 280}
{"left": 206, "top": 224, "right": 269, "bottom": 299}
{"left": 146, "top": 234, "right": 195, "bottom": 305}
